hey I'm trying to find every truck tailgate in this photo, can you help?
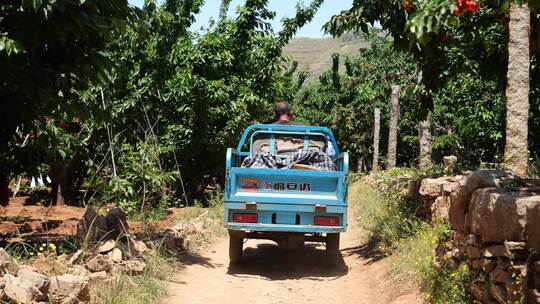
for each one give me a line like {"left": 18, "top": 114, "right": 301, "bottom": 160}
{"left": 226, "top": 167, "right": 347, "bottom": 206}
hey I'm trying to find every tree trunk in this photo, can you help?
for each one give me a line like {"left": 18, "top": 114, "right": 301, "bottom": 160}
{"left": 504, "top": 2, "right": 531, "bottom": 177}
{"left": 372, "top": 108, "right": 381, "bottom": 171}
{"left": 387, "top": 85, "right": 401, "bottom": 169}
{"left": 419, "top": 114, "right": 432, "bottom": 171}
{"left": 0, "top": 174, "right": 9, "bottom": 206}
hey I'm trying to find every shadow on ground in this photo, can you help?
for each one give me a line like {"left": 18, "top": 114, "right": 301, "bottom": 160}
{"left": 226, "top": 241, "right": 348, "bottom": 280}
{"left": 175, "top": 252, "right": 222, "bottom": 269}
{"left": 341, "top": 243, "right": 385, "bottom": 265}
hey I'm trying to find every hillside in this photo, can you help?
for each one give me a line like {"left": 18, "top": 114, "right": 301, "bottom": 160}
{"left": 283, "top": 33, "right": 369, "bottom": 82}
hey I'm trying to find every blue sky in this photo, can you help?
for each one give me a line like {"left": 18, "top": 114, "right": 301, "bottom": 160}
{"left": 128, "top": 0, "right": 353, "bottom": 38}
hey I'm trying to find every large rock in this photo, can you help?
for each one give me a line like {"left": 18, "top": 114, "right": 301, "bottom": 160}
{"left": 4, "top": 269, "right": 50, "bottom": 303}
{"left": 75, "top": 208, "right": 107, "bottom": 247}
{"left": 527, "top": 202, "right": 540, "bottom": 251}
{"left": 49, "top": 274, "right": 90, "bottom": 304}
{"left": 105, "top": 207, "right": 129, "bottom": 239}
{"left": 0, "top": 248, "right": 19, "bottom": 275}
{"left": 468, "top": 188, "right": 540, "bottom": 242}
{"left": 419, "top": 177, "right": 460, "bottom": 198}
{"left": 449, "top": 169, "right": 516, "bottom": 232}
{"left": 76, "top": 207, "right": 129, "bottom": 246}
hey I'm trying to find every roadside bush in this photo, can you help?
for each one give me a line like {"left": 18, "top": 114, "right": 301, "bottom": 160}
{"left": 390, "top": 223, "right": 471, "bottom": 304}
{"left": 89, "top": 139, "right": 178, "bottom": 219}
{"left": 351, "top": 180, "right": 420, "bottom": 253}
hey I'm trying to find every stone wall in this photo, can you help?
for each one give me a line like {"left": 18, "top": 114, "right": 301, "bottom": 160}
{"left": 419, "top": 170, "right": 540, "bottom": 303}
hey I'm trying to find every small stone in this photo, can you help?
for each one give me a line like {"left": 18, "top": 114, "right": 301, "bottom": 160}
{"left": 68, "top": 265, "right": 89, "bottom": 277}
{"left": 125, "top": 260, "right": 146, "bottom": 276}
{"left": 497, "top": 257, "right": 510, "bottom": 270}
{"left": 471, "top": 259, "right": 482, "bottom": 270}
{"left": 481, "top": 258, "right": 497, "bottom": 273}
{"left": 85, "top": 255, "right": 112, "bottom": 273}
{"left": 0, "top": 248, "right": 19, "bottom": 275}
{"left": 98, "top": 240, "right": 116, "bottom": 254}
{"left": 534, "top": 261, "right": 540, "bottom": 274}
{"left": 443, "top": 155, "right": 458, "bottom": 171}
{"left": 490, "top": 284, "right": 507, "bottom": 304}
{"left": 469, "top": 280, "right": 490, "bottom": 302}
{"left": 483, "top": 245, "right": 508, "bottom": 258}
{"left": 466, "top": 246, "right": 482, "bottom": 259}
{"left": 0, "top": 276, "right": 6, "bottom": 301}
{"left": 68, "top": 250, "right": 83, "bottom": 265}
{"left": 465, "top": 234, "right": 479, "bottom": 246}
{"left": 505, "top": 241, "right": 526, "bottom": 251}
{"left": 88, "top": 271, "right": 108, "bottom": 284}
{"left": 491, "top": 268, "right": 511, "bottom": 283}
{"left": 109, "top": 248, "right": 123, "bottom": 263}
{"left": 130, "top": 239, "right": 148, "bottom": 255}
{"left": 110, "top": 264, "right": 127, "bottom": 277}
{"left": 49, "top": 274, "right": 90, "bottom": 304}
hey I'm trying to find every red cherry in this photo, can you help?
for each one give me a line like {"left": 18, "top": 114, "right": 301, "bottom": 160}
{"left": 403, "top": 0, "right": 413, "bottom": 11}
{"left": 454, "top": 7, "right": 462, "bottom": 16}
{"left": 467, "top": 1, "right": 479, "bottom": 12}
{"left": 440, "top": 34, "right": 450, "bottom": 43}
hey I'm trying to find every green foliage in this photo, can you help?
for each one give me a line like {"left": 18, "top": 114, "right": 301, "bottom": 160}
{"left": 81, "top": 0, "right": 322, "bottom": 208}
{"left": 391, "top": 224, "right": 471, "bottom": 304}
{"left": 295, "top": 33, "right": 416, "bottom": 169}
{"left": 431, "top": 76, "right": 506, "bottom": 164}
{"left": 0, "top": 0, "right": 134, "bottom": 170}
{"left": 90, "top": 139, "right": 178, "bottom": 217}
{"left": 350, "top": 179, "right": 421, "bottom": 252}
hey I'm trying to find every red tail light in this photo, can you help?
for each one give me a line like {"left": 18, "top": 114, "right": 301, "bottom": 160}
{"left": 314, "top": 216, "right": 339, "bottom": 226}
{"left": 233, "top": 213, "right": 258, "bottom": 223}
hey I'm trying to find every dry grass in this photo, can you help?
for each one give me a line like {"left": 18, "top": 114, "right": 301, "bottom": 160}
{"left": 91, "top": 252, "right": 174, "bottom": 304}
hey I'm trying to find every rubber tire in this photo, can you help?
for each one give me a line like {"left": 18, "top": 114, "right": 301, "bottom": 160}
{"left": 228, "top": 230, "right": 244, "bottom": 263}
{"left": 326, "top": 233, "right": 340, "bottom": 266}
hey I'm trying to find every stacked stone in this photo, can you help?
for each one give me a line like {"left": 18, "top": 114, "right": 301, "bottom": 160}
{"left": 418, "top": 175, "right": 462, "bottom": 221}
{"left": 424, "top": 169, "right": 540, "bottom": 303}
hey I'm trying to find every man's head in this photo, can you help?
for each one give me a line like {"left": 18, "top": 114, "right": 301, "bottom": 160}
{"left": 274, "top": 101, "right": 293, "bottom": 120}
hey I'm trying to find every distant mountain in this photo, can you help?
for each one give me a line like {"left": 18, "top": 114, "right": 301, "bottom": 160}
{"left": 283, "top": 33, "right": 369, "bottom": 83}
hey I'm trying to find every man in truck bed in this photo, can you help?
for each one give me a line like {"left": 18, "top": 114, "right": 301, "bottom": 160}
{"left": 272, "top": 101, "right": 302, "bottom": 125}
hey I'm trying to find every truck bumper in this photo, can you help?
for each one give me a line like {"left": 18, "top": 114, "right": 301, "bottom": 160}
{"left": 225, "top": 222, "right": 346, "bottom": 233}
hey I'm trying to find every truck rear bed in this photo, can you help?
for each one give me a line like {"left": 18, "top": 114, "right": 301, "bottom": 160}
{"left": 225, "top": 148, "right": 348, "bottom": 233}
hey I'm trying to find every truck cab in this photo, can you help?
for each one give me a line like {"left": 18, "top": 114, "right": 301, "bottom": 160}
{"left": 224, "top": 124, "right": 349, "bottom": 264}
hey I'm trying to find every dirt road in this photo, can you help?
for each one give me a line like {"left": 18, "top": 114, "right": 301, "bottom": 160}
{"left": 162, "top": 204, "right": 424, "bottom": 304}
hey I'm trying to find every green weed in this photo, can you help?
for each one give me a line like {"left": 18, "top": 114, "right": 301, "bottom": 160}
{"left": 351, "top": 171, "right": 471, "bottom": 303}
{"left": 351, "top": 182, "right": 420, "bottom": 253}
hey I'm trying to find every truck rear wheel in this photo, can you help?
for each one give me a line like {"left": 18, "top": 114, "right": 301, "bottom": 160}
{"left": 228, "top": 230, "right": 244, "bottom": 263}
{"left": 326, "top": 233, "right": 340, "bottom": 266}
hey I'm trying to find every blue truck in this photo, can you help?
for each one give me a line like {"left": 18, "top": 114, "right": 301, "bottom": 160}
{"left": 224, "top": 124, "right": 349, "bottom": 264}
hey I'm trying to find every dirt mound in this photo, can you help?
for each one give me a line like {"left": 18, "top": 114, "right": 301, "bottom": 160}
{"left": 0, "top": 199, "right": 198, "bottom": 243}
